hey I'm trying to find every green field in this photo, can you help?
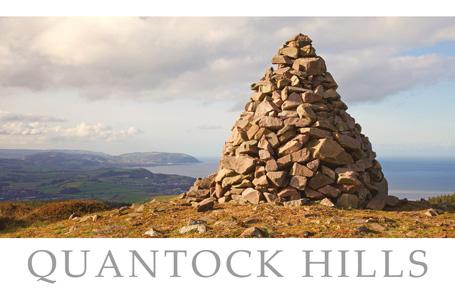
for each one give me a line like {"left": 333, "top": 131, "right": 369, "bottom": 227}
{"left": 0, "top": 164, "right": 194, "bottom": 203}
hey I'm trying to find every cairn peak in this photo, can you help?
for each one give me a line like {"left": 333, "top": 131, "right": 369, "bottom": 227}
{"left": 183, "top": 33, "right": 389, "bottom": 210}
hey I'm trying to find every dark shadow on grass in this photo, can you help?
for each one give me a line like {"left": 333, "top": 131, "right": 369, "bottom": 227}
{"left": 0, "top": 217, "right": 30, "bottom": 234}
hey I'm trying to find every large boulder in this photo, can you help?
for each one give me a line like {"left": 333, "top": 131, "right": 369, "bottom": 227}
{"left": 221, "top": 156, "right": 256, "bottom": 175}
{"left": 277, "top": 187, "right": 301, "bottom": 201}
{"left": 267, "top": 171, "right": 288, "bottom": 187}
{"left": 310, "top": 138, "right": 354, "bottom": 165}
{"left": 242, "top": 188, "right": 262, "bottom": 204}
{"left": 336, "top": 194, "right": 359, "bottom": 209}
{"left": 196, "top": 198, "right": 215, "bottom": 212}
{"left": 292, "top": 57, "right": 326, "bottom": 75}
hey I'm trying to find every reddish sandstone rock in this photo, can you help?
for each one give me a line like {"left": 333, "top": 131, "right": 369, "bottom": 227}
{"left": 242, "top": 188, "right": 262, "bottom": 204}
{"left": 184, "top": 33, "right": 388, "bottom": 210}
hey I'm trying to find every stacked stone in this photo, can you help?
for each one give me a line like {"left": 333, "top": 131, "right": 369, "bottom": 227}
{"left": 184, "top": 33, "right": 390, "bottom": 210}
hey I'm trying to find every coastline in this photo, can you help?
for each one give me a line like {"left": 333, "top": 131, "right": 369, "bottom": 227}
{"left": 145, "top": 158, "right": 455, "bottom": 200}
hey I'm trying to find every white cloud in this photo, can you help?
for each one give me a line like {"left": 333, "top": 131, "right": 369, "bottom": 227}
{"left": 57, "top": 122, "right": 141, "bottom": 141}
{"left": 0, "top": 111, "right": 141, "bottom": 142}
{"left": 0, "top": 17, "right": 455, "bottom": 105}
{"left": 0, "top": 121, "right": 48, "bottom": 136}
{"left": 327, "top": 53, "right": 455, "bottom": 102}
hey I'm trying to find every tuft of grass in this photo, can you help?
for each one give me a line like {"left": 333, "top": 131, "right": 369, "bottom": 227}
{"left": 150, "top": 194, "right": 177, "bottom": 201}
{"left": 428, "top": 193, "right": 455, "bottom": 205}
{"left": 25, "top": 200, "right": 109, "bottom": 221}
{"left": 0, "top": 200, "right": 122, "bottom": 232}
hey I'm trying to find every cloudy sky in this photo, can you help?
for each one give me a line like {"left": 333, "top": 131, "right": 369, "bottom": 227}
{"left": 1, "top": 17, "right": 455, "bottom": 158}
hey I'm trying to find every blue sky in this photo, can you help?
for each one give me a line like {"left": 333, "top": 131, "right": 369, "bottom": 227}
{"left": 0, "top": 17, "right": 454, "bottom": 158}
{"left": 349, "top": 80, "right": 455, "bottom": 158}
{"left": 403, "top": 41, "right": 455, "bottom": 57}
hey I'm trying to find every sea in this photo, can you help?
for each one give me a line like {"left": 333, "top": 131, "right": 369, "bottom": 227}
{"left": 145, "top": 158, "right": 455, "bottom": 200}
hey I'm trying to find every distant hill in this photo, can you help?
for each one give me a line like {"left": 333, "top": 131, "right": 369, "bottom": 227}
{"left": 0, "top": 149, "right": 199, "bottom": 202}
{"left": 0, "top": 149, "right": 108, "bottom": 159}
{"left": 0, "top": 149, "right": 200, "bottom": 169}
{"left": 113, "top": 152, "right": 200, "bottom": 166}
{"left": 21, "top": 152, "right": 110, "bottom": 170}
{"left": 0, "top": 165, "right": 195, "bottom": 203}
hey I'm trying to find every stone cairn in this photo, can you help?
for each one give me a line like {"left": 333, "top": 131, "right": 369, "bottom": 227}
{"left": 183, "top": 33, "right": 395, "bottom": 211}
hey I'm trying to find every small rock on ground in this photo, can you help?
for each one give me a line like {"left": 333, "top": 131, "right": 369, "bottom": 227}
{"left": 283, "top": 198, "right": 310, "bottom": 208}
{"left": 179, "top": 224, "right": 207, "bottom": 234}
{"left": 240, "top": 227, "right": 268, "bottom": 238}
{"left": 197, "top": 198, "right": 215, "bottom": 212}
{"left": 144, "top": 228, "right": 161, "bottom": 237}
{"left": 320, "top": 198, "right": 335, "bottom": 207}
{"left": 368, "top": 223, "right": 386, "bottom": 232}
{"left": 424, "top": 208, "right": 439, "bottom": 217}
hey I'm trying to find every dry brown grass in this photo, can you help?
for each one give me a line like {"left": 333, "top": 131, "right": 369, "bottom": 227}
{"left": 0, "top": 200, "right": 115, "bottom": 233}
{"left": 1, "top": 197, "right": 454, "bottom": 238}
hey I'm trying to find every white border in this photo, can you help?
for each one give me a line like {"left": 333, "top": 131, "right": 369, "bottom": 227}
{"left": 0, "top": 238, "right": 451, "bottom": 288}
{"left": 0, "top": 0, "right": 454, "bottom": 16}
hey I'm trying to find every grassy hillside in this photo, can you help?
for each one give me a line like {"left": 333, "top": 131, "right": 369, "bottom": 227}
{"left": 0, "top": 149, "right": 200, "bottom": 168}
{"left": 2, "top": 196, "right": 454, "bottom": 238}
{"left": 0, "top": 166, "right": 194, "bottom": 203}
{"left": 0, "top": 200, "right": 122, "bottom": 233}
